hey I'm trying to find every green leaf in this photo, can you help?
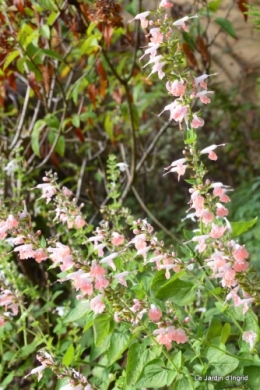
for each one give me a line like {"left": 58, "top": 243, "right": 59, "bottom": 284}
{"left": 244, "top": 366, "right": 260, "bottom": 389}
{"left": 62, "top": 344, "right": 75, "bottom": 366}
{"left": 31, "top": 119, "right": 45, "bottom": 157}
{"left": 36, "top": 0, "right": 57, "bottom": 11}
{"left": 40, "top": 48, "right": 63, "bottom": 61}
{"left": 47, "top": 12, "right": 58, "bottom": 26}
{"left": 207, "top": 345, "right": 239, "bottom": 376}
{"left": 155, "top": 278, "right": 196, "bottom": 305}
{"left": 208, "top": 0, "right": 223, "bottom": 12}
{"left": 40, "top": 24, "right": 50, "bottom": 39}
{"left": 206, "top": 318, "right": 222, "bottom": 341}
{"left": 20, "top": 341, "right": 39, "bottom": 357}
{"left": 45, "top": 113, "right": 60, "bottom": 129}
{"left": 151, "top": 269, "right": 184, "bottom": 292}
{"left": 80, "top": 34, "right": 101, "bottom": 55}
{"left": 221, "top": 323, "right": 231, "bottom": 344}
{"left": 126, "top": 343, "right": 160, "bottom": 385}
{"left": 104, "top": 114, "right": 113, "bottom": 140}
{"left": 173, "top": 376, "right": 194, "bottom": 390}
{"left": 215, "top": 18, "right": 237, "bottom": 39}
{"left": 93, "top": 314, "right": 112, "bottom": 346}
{"left": 63, "top": 300, "right": 90, "bottom": 323}
{"left": 135, "top": 360, "right": 168, "bottom": 388}
{"left": 107, "top": 332, "right": 130, "bottom": 365}
{"left": 1, "top": 372, "right": 14, "bottom": 389}
{"left": 230, "top": 217, "right": 258, "bottom": 237}
{"left": 72, "top": 114, "right": 80, "bottom": 128}
{"left": 3, "top": 51, "right": 20, "bottom": 70}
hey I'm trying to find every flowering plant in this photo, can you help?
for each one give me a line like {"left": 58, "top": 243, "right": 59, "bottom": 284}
{"left": 0, "top": 1, "right": 260, "bottom": 390}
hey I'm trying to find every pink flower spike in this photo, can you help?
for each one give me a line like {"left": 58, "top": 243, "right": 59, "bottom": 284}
{"left": 128, "top": 11, "right": 150, "bottom": 29}
{"left": 242, "top": 331, "right": 257, "bottom": 350}
{"left": 173, "top": 15, "right": 198, "bottom": 32}
{"left": 191, "top": 114, "right": 205, "bottom": 128}
{"left": 159, "top": 0, "right": 173, "bottom": 8}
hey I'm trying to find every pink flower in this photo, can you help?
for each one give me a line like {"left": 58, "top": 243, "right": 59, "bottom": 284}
{"left": 168, "top": 327, "right": 188, "bottom": 344}
{"left": 191, "top": 114, "right": 205, "bottom": 128}
{"left": 90, "top": 294, "right": 105, "bottom": 314}
{"left": 166, "top": 80, "right": 186, "bottom": 96}
{"left": 233, "top": 245, "right": 249, "bottom": 262}
{"left": 194, "top": 73, "right": 217, "bottom": 89}
{"left": 173, "top": 15, "right": 198, "bottom": 32}
{"left": 148, "top": 60, "right": 166, "bottom": 79}
{"left": 242, "top": 330, "right": 257, "bottom": 350}
{"left": 163, "top": 158, "right": 187, "bottom": 181}
{"left": 35, "top": 183, "right": 57, "bottom": 204}
{"left": 130, "top": 299, "right": 141, "bottom": 312}
{"left": 222, "top": 268, "right": 237, "bottom": 287}
{"left": 6, "top": 214, "right": 19, "bottom": 229}
{"left": 233, "top": 261, "right": 249, "bottom": 272}
{"left": 99, "top": 253, "right": 117, "bottom": 270}
{"left": 113, "top": 271, "right": 129, "bottom": 287}
{"left": 148, "top": 304, "right": 162, "bottom": 322}
{"left": 24, "top": 364, "right": 47, "bottom": 382}
{"left": 150, "top": 28, "right": 164, "bottom": 44}
{"left": 14, "top": 244, "right": 35, "bottom": 259}
{"left": 62, "top": 186, "right": 73, "bottom": 197}
{"left": 210, "top": 224, "right": 226, "bottom": 239}
{"left": 139, "top": 43, "right": 160, "bottom": 61}
{"left": 33, "top": 248, "right": 48, "bottom": 263}
{"left": 159, "top": 101, "right": 188, "bottom": 123}
{"left": 74, "top": 215, "right": 86, "bottom": 229}
{"left": 200, "top": 144, "right": 225, "bottom": 161}
{"left": 128, "top": 11, "right": 150, "bottom": 29}
{"left": 216, "top": 203, "right": 229, "bottom": 217}
{"left": 0, "top": 316, "right": 5, "bottom": 327}
{"left": 159, "top": 0, "right": 173, "bottom": 8}
{"left": 195, "top": 90, "right": 214, "bottom": 104}
{"left": 95, "top": 276, "right": 109, "bottom": 290}
{"left": 90, "top": 261, "right": 106, "bottom": 277}
{"left": 201, "top": 209, "right": 214, "bottom": 224}
{"left": 111, "top": 232, "right": 124, "bottom": 246}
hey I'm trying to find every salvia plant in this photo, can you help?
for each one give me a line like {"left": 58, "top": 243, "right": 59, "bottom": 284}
{"left": 0, "top": 1, "right": 260, "bottom": 390}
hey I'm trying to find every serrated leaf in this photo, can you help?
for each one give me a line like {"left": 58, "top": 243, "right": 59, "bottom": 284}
{"left": 207, "top": 345, "right": 239, "bottom": 376}
{"left": 230, "top": 217, "right": 258, "bottom": 237}
{"left": 93, "top": 314, "right": 111, "bottom": 346}
{"left": 126, "top": 343, "right": 160, "bottom": 385}
{"left": 62, "top": 344, "right": 74, "bottom": 366}
{"left": 151, "top": 270, "right": 184, "bottom": 291}
{"left": 107, "top": 332, "right": 130, "bottom": 365}
{"left": 155, "top": 278, "right": 196, "bottom": 305}
{"left": 173, "top": 376, "right": 194, "bottom": 390}
{"left": 215, "top": 18, "right": 237, "bottom": 39}
{"left": 135, "top": 361, "right": 168, "bottom": 388}
{"left": 63, "top": 300, "right": 90, "bottom": 323}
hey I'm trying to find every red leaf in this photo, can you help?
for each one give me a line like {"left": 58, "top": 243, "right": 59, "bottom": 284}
{"left": 182, "top": 43, "right": 199, "bottom": 71}
{"left": 74, "top": 128, "right": 85, "bottom": 143}
{"left": 196, "top": 36, "right": 210, "bottom": 64}
{"left": 28, "top": 72, "right": 42, "bottom": 99}
{"left": 236, "top": 0, "right": 248, "bottom": 21}
{"left": 13, "top": 0, "right": 25, "bottom": 15}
